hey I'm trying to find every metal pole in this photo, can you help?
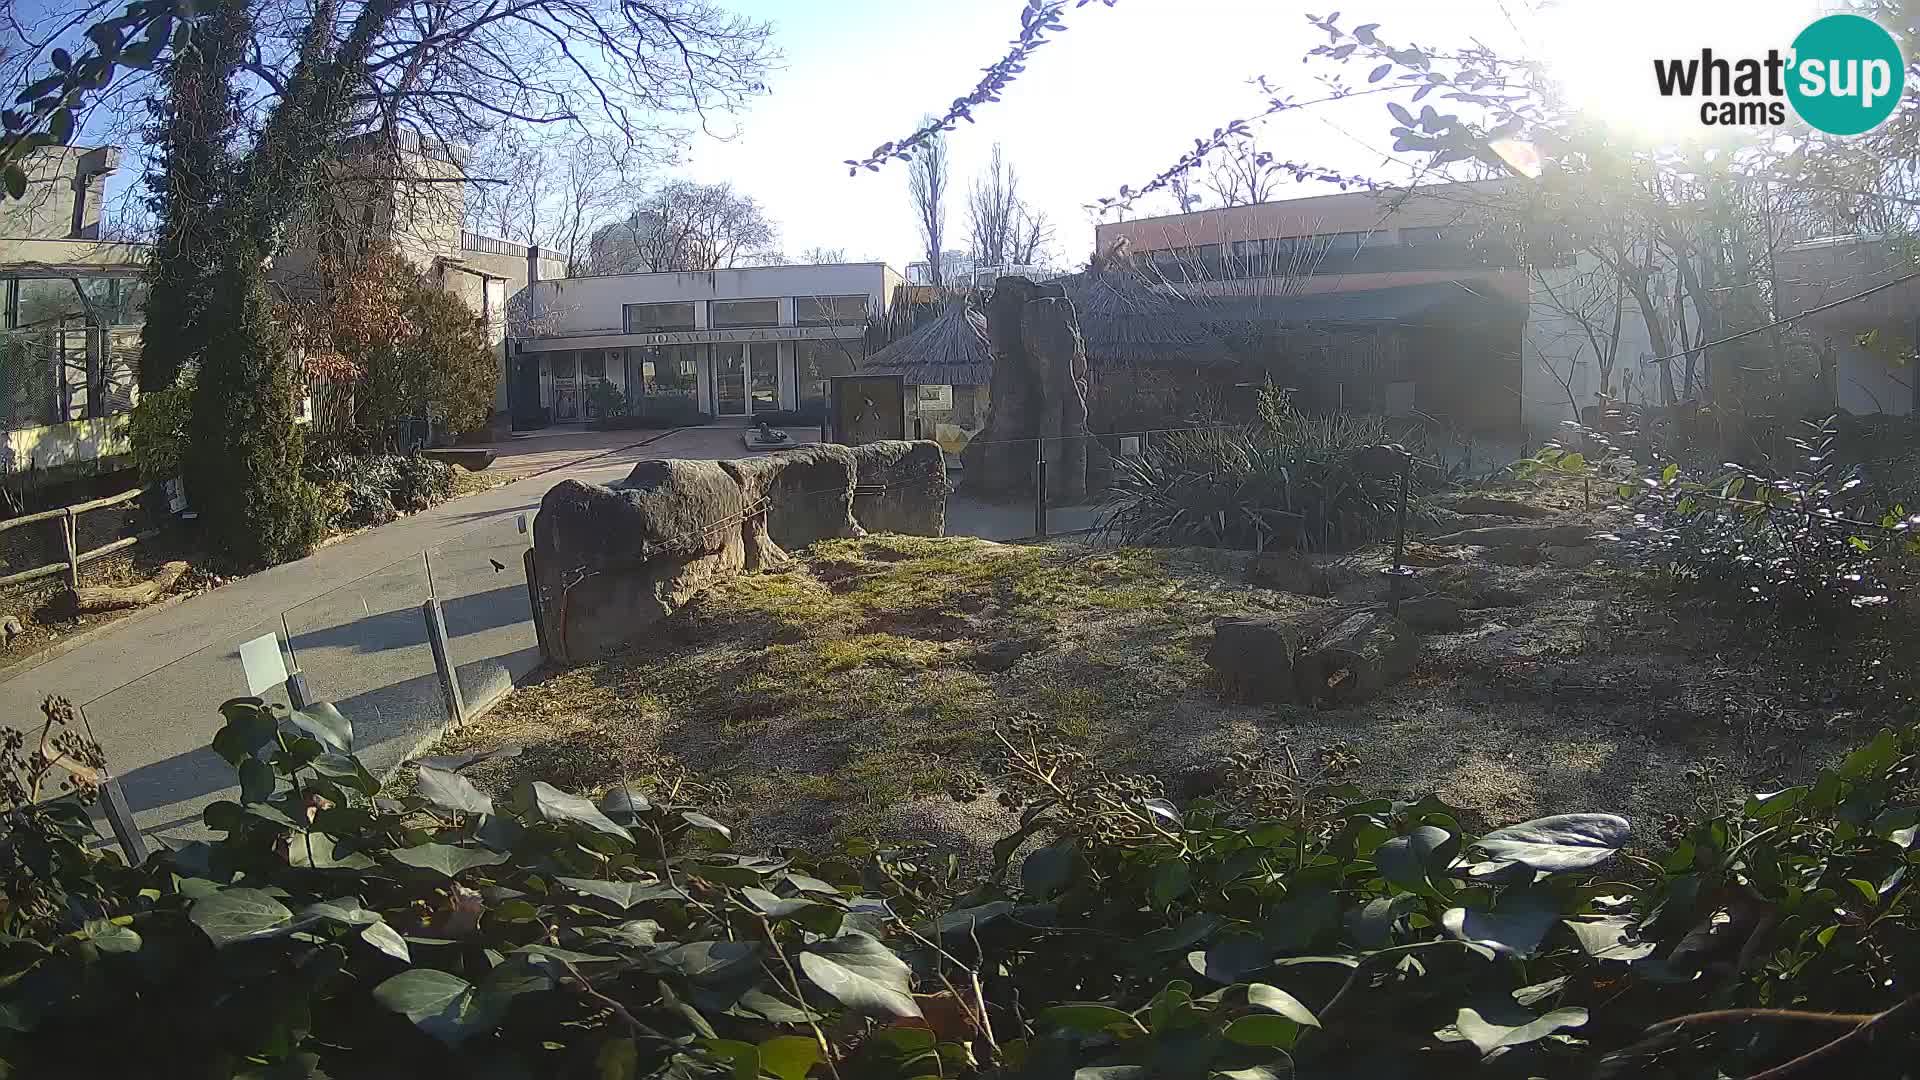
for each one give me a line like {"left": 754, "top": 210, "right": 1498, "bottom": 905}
{"left": 1033, "top": 439, "right": 1047, "bottom": 539}
{"left": 422, "top": 598, "right": 466, "bottom": 728}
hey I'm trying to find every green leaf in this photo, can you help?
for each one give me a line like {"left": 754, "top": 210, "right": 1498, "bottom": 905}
{"left": 287, "top": 831, "right": 375, "bottom": 870}
{"left": 190, "top": 888, "right": 293, "bottom": 946}
{"left": 1661, "top": 463, "right": 1680, "bottom": 485}
{"left": 416, "top": 766, "right": 493, "bottom": 815}
{"left": 372, "top": 968, "right": 497, "bottom": 1046}
{"left": 390, "top": 843, "right": 509, "bottom": 879}
{"left": 1223, "top": 1013, "right": 1300, "bottom": 1048}
{"left": 1471, "top": 814, "right": 1628, "bottom": 874}
{"left": 798, "top": 932, "right": 922, "bottom": 1018}
{"left": 1265, "top": 887, "right": 1339, "bottom": 953}
{"left": 679, "top": 810, "right": 732, "bottom": 843}
{"left": 78, "top": 919, "right": 141, "bottom": 954}
{"left": 579, "top": 919, "right": 662, "bottom": 948}
{"left": 701, "top": 1039, "right": 759, "bottom": 1080}
{"left": 599, "top": 784, "right": 652, "bottom": 820}
{"left": 1376, "top": 825, "right": 1456, "bottom": 893}
{"left": 1442, "top": 889, "right": 1560, "bottom": 957}
{"left": 524, "top": 781, "right": 631, "bottom": 839}
{"left": 238, "top": 757, "right": 275, "bottom": 804}
{"left": 301, "top": 898, "right": 382, "bottom": 926}
{"left": 211, "top": 703, "right": 278, "bottom": 766}
{"left": 1246, "top": 983, "right": 1320, "bottom": 1027}
{"left": 287, "top": 702, "right": 352, "bottom": 752}
{"left": 1452, "top": 1005, "right": 1587, "bottom": 1056}
{"left": 1043, "top": 1003, "right": 1139, "bottom": 1033}
{"left": 1347, "top": 894, "right": 1418, "bottom": 949}
{"left": 513, "top": 943, "right": 623, "bottom": 965}
{"left": 1151, "top": 857, "right": 1192, "bottom": 905}
{"left": 1847, "top": 878, "right": 1879, "bottom": 906}
{"left": 758, "top": 1035, "right": 822, "bottom": 1080}
{"left": 926, "top": 901, "right": 1012, "bottom": 939}
{"left": 656, "top": 940, "right": 763, "bottom": 983}
{"left": 557, "top": 876, "right": 671, "bottom": 910}
{"left": 1139, "top": 913, "right": 1221, "bottom": 954}
{"left": 1744, "top": 787, "right": 1806, "bottom": 819}
{"left": 1075, "top": 1069, "right": 1151, "bottom": 1080}
{"left": 1562, "top": 917, "right": 1654, "bottom": 962}
{"left": 1022, "top": 839, "right": 1077, "bottom": 898}
{"left": 361, "top": 920, "right": 411, "bottom": 962}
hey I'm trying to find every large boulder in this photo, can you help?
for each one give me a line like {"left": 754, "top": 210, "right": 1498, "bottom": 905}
{"left": 962, "top": 277, "right": 1110, "bottom": 501}
{"left": 533, "top": 441, "right": 948, "bottom": 666}
{"left": 534, "top": 460, "right": 773, "bottom": 666}
{"left": 851, "top": 440, "right": 948, "bottom": 536}
{"left": 1297, "top": 610, "right": 1419, "bottom": 705}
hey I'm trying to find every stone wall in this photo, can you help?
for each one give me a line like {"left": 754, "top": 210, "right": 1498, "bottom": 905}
{"left": 532, "top": 440, "right": 948, "bottom": 665}
{"left": 961, "top": 276, "right": 1110, "bottom": 502}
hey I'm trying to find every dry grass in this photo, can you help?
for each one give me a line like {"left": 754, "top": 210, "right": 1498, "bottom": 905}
{"left": 437, "top": 489, "right": 1884, "bottom": 862}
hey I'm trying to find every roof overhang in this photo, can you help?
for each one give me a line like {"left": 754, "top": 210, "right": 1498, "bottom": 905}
{"left": 516, "top": 323, "right": 866, "bottom": 352}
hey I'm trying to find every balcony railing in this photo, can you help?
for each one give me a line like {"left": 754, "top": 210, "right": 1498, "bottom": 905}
{"left": 460, "top": 231, "right": 528, "bottom": 258}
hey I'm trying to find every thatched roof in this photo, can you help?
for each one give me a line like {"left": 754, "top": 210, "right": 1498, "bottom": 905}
{"left": 860, "top": 300, "right": 992, "bottom": 386}
{"left": 1054, "top": 267, "right": 1232, "bottom": 368}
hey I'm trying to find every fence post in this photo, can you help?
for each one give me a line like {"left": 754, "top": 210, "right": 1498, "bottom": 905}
{"left": 524, "top": 547, "right": 555, "bottom": 665}
{"left": 1033, "top": 439, "right": 1048, "bottom": 539}
{"left": 421, "top": 598, "right": 466, "bottom": 728}
{"left": 61, "top": 509, "right": 78, "bottom": 589}
{"left": 97, "top": 773, "right": 147, "bottom": 865}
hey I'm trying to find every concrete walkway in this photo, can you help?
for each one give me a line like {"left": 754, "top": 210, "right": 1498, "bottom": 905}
{"left": 0, "top": 425, "right": 817, "bottom": 843}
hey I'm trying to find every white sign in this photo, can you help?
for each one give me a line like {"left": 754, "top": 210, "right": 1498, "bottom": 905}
{"left": 238, "top": 633, "right": 289, "bottom": 697}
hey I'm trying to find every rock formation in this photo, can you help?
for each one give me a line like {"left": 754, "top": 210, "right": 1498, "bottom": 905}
{"left": 962, "top": 276, "right": 1110, "bottom": 503}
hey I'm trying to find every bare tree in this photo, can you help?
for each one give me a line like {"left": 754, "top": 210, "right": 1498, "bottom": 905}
{"left": 906, "top": 115, "right": 949, "bottom": 285}
{"left": 464, "top": 128, "right": 635, "bottom": 274}
{"left": 1168, "top": 171, "right": 1202, "bottom": 214}
{"left": 800, "top": 246, "right": 847, "bottom": 264}
{"left": 589, "top": 180, "right": 779, "bottom": 272}
{"left": 1203, "top": 137, "right": 1281, "bottom": 207}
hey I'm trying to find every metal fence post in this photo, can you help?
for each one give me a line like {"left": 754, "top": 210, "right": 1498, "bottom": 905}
{"left": 422, "top": 597, "right": 466, "bottom": 728}
{"left": 1033, "top": 438, "right": 1048, "bottom": 539}
{"left": 97, "top": 774, "right": 148, "bottom": 865}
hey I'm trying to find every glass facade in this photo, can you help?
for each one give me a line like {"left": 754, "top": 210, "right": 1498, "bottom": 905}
{"left": 624, "top": 301, "right": 696, "bottom": 332}
{"left": 710, "top": 298, "right": 780, "bottom": 328}
{"left": 749, "top": 343, "right": 779, "bottom": 414}
{"left": 794, "top": 294, "right": 868, "bottom": 325}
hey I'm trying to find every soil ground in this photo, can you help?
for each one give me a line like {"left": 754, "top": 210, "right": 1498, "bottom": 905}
{"left": 433, "top": 476, "right": 1883, "bottom": 862}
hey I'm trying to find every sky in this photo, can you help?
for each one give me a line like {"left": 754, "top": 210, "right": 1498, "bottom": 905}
{"left": 42, "top": 0, "right": 1830, "bottom": 266}
{"left": 670, "top": 0, "right": 1825, "bottom": 272}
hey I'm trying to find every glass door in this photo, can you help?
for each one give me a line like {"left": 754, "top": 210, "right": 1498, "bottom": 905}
{"left": 749, "top": 342, "right": 779, "bottom": 415}
{"left": 550, "top": 351, "right": 579, "bottom": 422}
{"left": 714, "top": 343, "right": 747, "bottom": 416}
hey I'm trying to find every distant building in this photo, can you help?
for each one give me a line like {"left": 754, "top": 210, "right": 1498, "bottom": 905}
{"left": 511, "top": 263, "right": 902, "bottom": 427}
{"left": 1093, "top": 181, "right": 1659, "bottom": 437}
{"left": 1, "top": 146, "right": 148, "bottom": 480}
{"left": 1775, "top": 235, "right": 1917, "bottom": 417}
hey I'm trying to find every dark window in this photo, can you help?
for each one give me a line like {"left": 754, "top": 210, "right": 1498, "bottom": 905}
{"left": 624, "top": 301, "right": 697, "bottom": 333}
{"left": 1400, "top": 226, "right": 1448, "bottom": 246}
{"left": 711, "top": 298, "right": 780, "bottom": 328}
{"left": 795, "top": 295, "right": 868, "bottom": 325}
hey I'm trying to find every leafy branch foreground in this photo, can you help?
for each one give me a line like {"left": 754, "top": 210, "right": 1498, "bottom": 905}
{"left": 1, "top": 693, "right": 1916, "bottom": 1078}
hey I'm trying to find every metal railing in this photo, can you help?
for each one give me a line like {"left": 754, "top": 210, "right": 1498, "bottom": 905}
{"left": 459, "top": 230, "right": 528, "bottom": 258}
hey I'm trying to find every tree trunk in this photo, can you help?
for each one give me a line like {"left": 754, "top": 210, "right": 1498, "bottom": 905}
{"left": 64, "top": 561, "right": 190, "bottom": 615}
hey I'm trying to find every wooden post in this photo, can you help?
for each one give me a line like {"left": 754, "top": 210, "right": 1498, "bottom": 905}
{"left": 1033, "top": 439, "right": 1048, "bottom": 539}
{"left": 61, "top": 509, "right": 78, "bottom": 589}
{"left": 422, "top": 597, "right": 466, "bottom": 728}
{"left": 97, "top": 774, "right": 148, "bottom": 865}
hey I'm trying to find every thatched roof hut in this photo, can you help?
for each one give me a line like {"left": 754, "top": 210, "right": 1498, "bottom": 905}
{"left": 1054, "top": 266, "right": 1231, "bottom": 369}
{"left": 860, "top": 300, "right": 992, "bottom": 386}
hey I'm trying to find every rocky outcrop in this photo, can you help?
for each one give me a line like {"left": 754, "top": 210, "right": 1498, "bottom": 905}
{"left": 852, "top": 440, "right": 948, "bottom": 536}
{"left": 962, "top": 277, "right": 1111, "bottom": 502}
{"left": 533, "top": 442, "right": 947, "bottom": 666}
{"left": 1208, "top": 607, "right": 1419, "bottom": 706}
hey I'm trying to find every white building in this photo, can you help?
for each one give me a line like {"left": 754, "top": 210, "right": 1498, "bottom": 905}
{"left": 510, "top": 263, "right": 903, "bottom": 425}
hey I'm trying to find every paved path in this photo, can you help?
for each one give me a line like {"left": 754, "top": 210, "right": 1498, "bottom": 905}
{"left": 0, "top": 425, "right": 816, "bottom": 843}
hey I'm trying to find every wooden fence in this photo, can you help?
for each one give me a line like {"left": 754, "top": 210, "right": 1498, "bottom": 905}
{"left": 0, "top": 487, "right": 152, "bottom": 590}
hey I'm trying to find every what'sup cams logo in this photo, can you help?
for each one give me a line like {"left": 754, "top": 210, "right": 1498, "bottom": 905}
{"left": 1653, "top": 13, "right": 1905, "bottom": 134}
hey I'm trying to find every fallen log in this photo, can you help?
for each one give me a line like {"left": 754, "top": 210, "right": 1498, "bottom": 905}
{"left": 63, "top": 560, "right": 190, "bottom": 615}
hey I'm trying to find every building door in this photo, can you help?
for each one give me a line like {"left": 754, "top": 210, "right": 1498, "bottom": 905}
{"left": 511, "top": 353, "right": 543, "bottom": 429}
{"left": 749, "top": 342, "right": 780, "bottom": 415}
{"left": 581, "top": 350, "right": 608, "bottom": 419}
{"left": 552, "top": 351, "right": 579, "bottom": 421}
{"left": 715, "top": 343, "right": 747, "bottom": 416}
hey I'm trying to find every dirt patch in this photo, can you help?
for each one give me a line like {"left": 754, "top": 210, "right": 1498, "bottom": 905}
{"left": 0, "top": 531, "right": 217, "bottom": 677}
{"left": 433, "top": 479, "right": 1884, "bottom": 863}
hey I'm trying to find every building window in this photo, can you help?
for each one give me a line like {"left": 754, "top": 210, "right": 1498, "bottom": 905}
{"left": 794, "top": 294, "right": 868, "bottom": 325}
{"left": 1399, "top": 226, "right": 1448, "bottom": 246}
{"left": 636, "top": 344, "right": 700, "bottom": 413}
{"left": 710, "top": 298, "right": 780, "bottom": 328}
{"left": 1321, "top": 231, "right": 1369, "bottom": 255}
{"left": 581, "top": 351, "right": 607, "bottom": 380}
{"left": 796, "top": 339, "right": 858, "bottom": 415}
{"left": 624, "top": 301, "right": 696, "bottom": 333}
{"left": 749, "top": 342, "right": 779, "bottom": 413}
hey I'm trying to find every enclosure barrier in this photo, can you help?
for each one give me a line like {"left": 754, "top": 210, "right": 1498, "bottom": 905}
{"left": 0, "top": 486, "right": 151, "bottom": 589}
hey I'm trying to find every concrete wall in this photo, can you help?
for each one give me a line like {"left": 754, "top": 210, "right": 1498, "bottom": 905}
{"left": 1520, "top": 256, "right": 1658, "bottom": 437}
{"left": 0, "top": 414, "right": 133, "bottom": 476}
{"left": 525, "top": 263, "right": 895, "bottom": 336}
{"left": 0, "top": 147, "right": 116, "bottom": 241}
{"left": 1095, "top": 179, "right": 1512, "bottom": 252}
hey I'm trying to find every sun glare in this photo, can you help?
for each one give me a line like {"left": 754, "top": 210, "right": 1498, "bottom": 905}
{"left": 1536, "top": 0, "right": 1826, "bottom": 141}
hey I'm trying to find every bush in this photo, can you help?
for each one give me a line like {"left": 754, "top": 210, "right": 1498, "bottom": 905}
{"left": 186, "top": 273, "right": 329, "bottom": 568}
{"left": 303, "top": 452, "right": 458, "bottom": 530}
{"left": 2, "top": 698, "right": 1915, "bottom": 1078}
{"left": 587, "top": 381, "right": 629, "bottom": 419}
{"left": 126, "top": 372, "right": 194, "bottom": 484}
{"left": 1097, "top": 388, "right": 1413, "bottom": 552}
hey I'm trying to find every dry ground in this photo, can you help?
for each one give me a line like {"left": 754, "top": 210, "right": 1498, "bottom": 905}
{"left": 434, "top": 478, "right": 1883, "bottom": 862}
